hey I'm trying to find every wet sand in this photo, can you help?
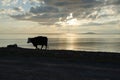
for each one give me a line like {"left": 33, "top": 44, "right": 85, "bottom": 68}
{"left": 0, "top": 47, "right": 120, "bottom": 80}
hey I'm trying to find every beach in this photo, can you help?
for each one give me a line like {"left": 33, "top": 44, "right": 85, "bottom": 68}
{"left": 0, "top": 47, "right": 120, "bottom": 80}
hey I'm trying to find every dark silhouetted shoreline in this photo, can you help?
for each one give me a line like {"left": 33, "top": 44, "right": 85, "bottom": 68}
{"left": 0, "top": 47, "right": 120, "bottom": 80}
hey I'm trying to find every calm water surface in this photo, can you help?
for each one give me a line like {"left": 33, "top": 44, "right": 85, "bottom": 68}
{"left": 0, "top": 33, "right": 120, "bottom": 53}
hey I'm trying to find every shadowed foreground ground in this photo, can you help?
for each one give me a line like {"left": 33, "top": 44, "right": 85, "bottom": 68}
{"left": 0, "top": 47, "right": 120, "bottom": 80}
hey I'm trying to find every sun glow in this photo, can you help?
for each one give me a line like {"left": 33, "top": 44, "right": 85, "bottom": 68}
{"left": 66, "top": 18, "right": 79, "bottom": 25}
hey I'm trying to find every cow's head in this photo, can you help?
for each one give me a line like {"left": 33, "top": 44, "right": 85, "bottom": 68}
{"left": 27, "top": 38, "right": 31, "bottom": 43}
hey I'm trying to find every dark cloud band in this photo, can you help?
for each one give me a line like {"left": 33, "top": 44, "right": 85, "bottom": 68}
{"left": 5, "top": 0, "right": 120, "bottom": 26}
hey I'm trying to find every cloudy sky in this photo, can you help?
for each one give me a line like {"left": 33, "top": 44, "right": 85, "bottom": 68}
{"left": 0, "top": 0, "right": 120, "bottom": 33}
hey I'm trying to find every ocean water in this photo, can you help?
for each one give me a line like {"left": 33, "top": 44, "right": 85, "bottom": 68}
{"left": 0, "top": 33, "right": 120, "bottom": 53}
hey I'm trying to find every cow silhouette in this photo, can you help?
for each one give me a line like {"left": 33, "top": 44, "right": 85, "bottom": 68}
{"left": 7, "top": 44, "right": 18, "bottom": 48}
{"left": 27, "top": 36, "right": 48, "bottom": 50}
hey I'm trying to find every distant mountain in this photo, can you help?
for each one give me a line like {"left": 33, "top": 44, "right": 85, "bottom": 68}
{"left": 84, "top": 32, "right": 96, "bottom": 34}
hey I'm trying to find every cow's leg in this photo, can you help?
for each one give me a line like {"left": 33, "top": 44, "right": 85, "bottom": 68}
{"left": 45, "top": 45, "right": 47, "bottom": 50}
{"left": 34, "top": 45, "right": 39, "bottom": 49}
{"left": 41, "top": 45, "right": 43, "bottom": 50}
{"left": 33, "top": 44, "right": 38, "bottom": 49}
{"left": 35, "top": 45, "right": 38, "bottom": 49}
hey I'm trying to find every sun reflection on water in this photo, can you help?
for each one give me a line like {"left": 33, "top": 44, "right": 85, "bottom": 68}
{"left": 64, "top": 33, "right": 78, "bottom": 50}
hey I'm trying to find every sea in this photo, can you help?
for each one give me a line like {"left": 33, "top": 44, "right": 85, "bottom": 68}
{"left": 0, "top": 33, "right": 120, "bottom": 53}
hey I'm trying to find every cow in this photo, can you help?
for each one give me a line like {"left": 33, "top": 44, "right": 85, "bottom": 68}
{"left": 7, "top": 44, "right": 18, "bottom": 48}
{"left": 27, "top": 36, "right": 48, "bottom": 50}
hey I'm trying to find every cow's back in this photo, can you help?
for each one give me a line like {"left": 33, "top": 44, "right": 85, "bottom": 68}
{"left": 33, "top": 36, "right": 48, "bottom": 45}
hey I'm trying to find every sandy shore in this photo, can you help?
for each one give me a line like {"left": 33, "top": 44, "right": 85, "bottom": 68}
{"left": 0, "top": 47, "right": 120, "bottom": 80}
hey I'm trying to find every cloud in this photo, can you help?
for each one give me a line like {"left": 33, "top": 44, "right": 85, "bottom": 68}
{"left": 44, "top": 0, "right": 101, "bottom": 12}
{"left": 106, "top": 0, "right": 120, "bottom": 5}
{"left": 30, "top": 6, "right": 59, "bottom": 13}
{"left": 1, "top": 0, "right": 19, "bottom": 6}
{"left": 11, "top": 12, "right": 67, "bottom": 25}
{"left": 1, "top": 0, "right": 11, "bottom": 6}
{"left": 1, "top": 0, "right": 120, "bottom": 26}
{"left": 10, "top": 14, "right": 28, "bottom": 20}
{"left": 13, "top": 7, "right": 24, "bottom": 12}
{"left": 0, "top": 8, "right": 24, "bottom": 15}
